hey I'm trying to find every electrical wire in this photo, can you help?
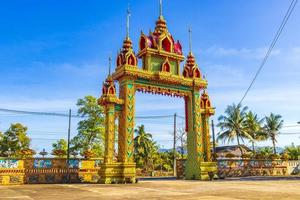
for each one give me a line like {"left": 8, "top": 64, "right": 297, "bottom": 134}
{"left": 239, "top": 0, "right": 298, "bottom": 105}
{"left": 0, "top": 108, "right": 82, "bottom": 118}
{"left": 0, "top": 108, "right": 185, "bottom": 120}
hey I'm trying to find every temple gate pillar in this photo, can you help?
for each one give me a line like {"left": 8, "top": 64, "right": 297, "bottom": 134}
{"left": 98, "top": 76, "right": 125, "bottom": 183}
{"left": 118, "top": 79, "right": 135, "bottom": 163}
{"left": 103, "top": 104, "right": 116, "bottom": 163}
{"left": 185, "top": 90, "right": 204, "bottom": 179}
{"left": 200, "top": 90, "right": 215, "bottom": 162}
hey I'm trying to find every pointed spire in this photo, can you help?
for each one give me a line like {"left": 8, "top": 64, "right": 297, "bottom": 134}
{"left": 188, "top": 27, "right": 192, "bottom": 54}
{"left": 126, "top": 6, "right": 131, "bottom": 40}
{"left": 108, "top": 56, "right": 112, "bottom": 76}
{"left": 159, "top": 0, "right": 163, "bottom": 19}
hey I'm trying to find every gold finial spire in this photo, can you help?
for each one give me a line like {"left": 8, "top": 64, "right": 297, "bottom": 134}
{"left": 108, "top": 56, "right": 112, "bottom": 76}
{"left": 159, "top": 0, "right": 163, "bottom": 19}
{"left": 126, "top": 6, "right": 131, "bottom": 39}
{"left": 188, "top": 27, "right": 192, "bottom": 54}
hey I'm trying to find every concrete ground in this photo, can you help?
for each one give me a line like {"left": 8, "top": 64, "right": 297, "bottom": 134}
{"left": 1, "top": 177, "right": 300, "bottom": 200}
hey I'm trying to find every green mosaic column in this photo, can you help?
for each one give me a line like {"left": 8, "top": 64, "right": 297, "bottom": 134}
{"left": 118, "top": 80, "right": 135, "bottom": 163}
{"left": 104, "top": 104, "right": 116, "bottom": 163}
{"left": 185, "top": 91, "right": 204, "bottom": 179}
{"left": 201, "top": 115, "right": 211, "bottom": 161}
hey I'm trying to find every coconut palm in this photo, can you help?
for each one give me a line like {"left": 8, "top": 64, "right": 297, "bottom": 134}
{"left": 244, "top": 111, "right": 267, "bottom": 153}
{"left": 284, "top": 143, "right": 300, "bottom": 160}
{"left": 264, "top": 113, "right": 283, "bottom": 154}
{"left": 217, "top": 103, "right": 251, "bottom": 156}
{"left": 134, "top": 125, "right": 154, "bottom": 170}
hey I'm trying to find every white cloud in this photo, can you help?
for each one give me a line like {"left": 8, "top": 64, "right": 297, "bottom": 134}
{"left": 202, "top": 46, "right": 281, "bottom": 59}
{"left": 31, "top": 61, "right": 105, "bottom": 78}
{"left": 0, "top": 97, "right": 77, "bottom": 111}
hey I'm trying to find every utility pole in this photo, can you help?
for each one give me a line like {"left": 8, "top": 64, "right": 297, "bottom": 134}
{"left": 211, "top": 120, "right": 216, "bottom": 161}
{"left": 67, "top": 109, "right": 71, "bottom": 182}
{"left": 173, "top": 113, "right": 177, "bottom": 177}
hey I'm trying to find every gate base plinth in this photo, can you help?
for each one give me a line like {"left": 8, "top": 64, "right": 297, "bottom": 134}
{"left": 200, "top": 162, "right": 217, "bottom": 180}
{"left": 99, "top": 162, "right": 136, "bottom": 184}
{"left": 185, "top": 161, "right": 217, "bottom": 180}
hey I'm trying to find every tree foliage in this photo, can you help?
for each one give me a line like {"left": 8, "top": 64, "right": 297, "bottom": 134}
{"left": 133, "top": 125, "right": 177, "bottom": 174}
{"left": 134, "top": 125, "right": 158, "bottom": 170}
{"left": 52, "top": 139, "right": 67, "bottom": 158}
{"left": 217, "top": 104, "right": 251, "bottom": 155}
{"left": 0, "top": 123, "right": 31, "bottom": 157}
{"left": 71, "top": 96, "right": 105, "bottom": 157}
{"left": 264, "top": 113, "right": 283, "bottom": 154}
{"left": 244, "top": 111, "right": 267, "bottom": 153}
{"left": 284, "top": 143, "right": 300, "bottom": 160}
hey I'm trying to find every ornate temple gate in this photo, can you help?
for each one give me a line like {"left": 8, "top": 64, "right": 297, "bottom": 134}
{"left": 98, "top": 4, "right": 217, "bottom": 183}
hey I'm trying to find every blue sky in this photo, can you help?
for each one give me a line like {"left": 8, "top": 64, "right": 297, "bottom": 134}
{"left": 0, "top": 0, "right": 300, "bottom": 152}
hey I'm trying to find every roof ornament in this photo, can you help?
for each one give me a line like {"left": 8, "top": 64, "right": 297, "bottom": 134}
{"left": 126, "top": 6, "right": 131, "bottom": 39}
{"left": 159, "top": 0, "right": 163, "bottom": 19}
{"left": 108, "top": 56, "right": 112, "bottom": 76}
{"left": 188, "top": 27, "right": 192, "bottom": 54}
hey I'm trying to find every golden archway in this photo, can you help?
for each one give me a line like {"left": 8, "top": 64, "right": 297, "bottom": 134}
{"left": 98, "top": 10, "right": 216, "bottom": 184}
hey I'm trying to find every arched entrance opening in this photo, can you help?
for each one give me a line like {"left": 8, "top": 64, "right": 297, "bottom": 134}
{"left": 134, "top": 92, "right": 185, "bottom": 177}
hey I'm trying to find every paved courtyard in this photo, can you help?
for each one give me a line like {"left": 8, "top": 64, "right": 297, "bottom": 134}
{"left": 1, "top": 178, "right": 300, "bottom": 200}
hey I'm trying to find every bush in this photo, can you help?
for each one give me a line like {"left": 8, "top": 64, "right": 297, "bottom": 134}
{"left": 19, "top": 148, "right": 36, "bottom": 158}
{"left": 82, "top": 149, "right": 95, "bottom": 159}
{"left": 225, "top": 153, "right": 236, "bottom": 158}
{"left": 268, "top": 154, "right": 280, "bottom": 160}
{"left": 52, "top": 149, "right": 67, "bottom": 158}
{"left": 280, "top": 152, "right": 290, "bottom": 161}
{"left": 255, "top": 153, "right": 265, "bottom": 160}
{"left": 241, "top": 153, "right": 251, "bottom": 159}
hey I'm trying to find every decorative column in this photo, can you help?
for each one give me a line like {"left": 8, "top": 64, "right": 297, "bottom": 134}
{"left": 185, "top": 90, "right": 204, "bottom": 179}
{"left": 98, "top": 76, "right": 124, "bottom": 183}
{"left": 118, "top": 79, "right": 135, "bottom": 163}
{"left": 200, "top": 91, "right": 215, "bottom": 162}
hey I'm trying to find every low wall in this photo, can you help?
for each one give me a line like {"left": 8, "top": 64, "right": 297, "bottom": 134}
{"left": 0, "top": 158, "right": 103, "bottom": 185}
{"left": 176, "top": 159, "right": 300, "bottom": 179}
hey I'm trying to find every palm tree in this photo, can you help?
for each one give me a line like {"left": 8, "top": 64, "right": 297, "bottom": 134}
{"left": 264, "top": 113, "right": 283, "bottom": 154}
{"left": 134, "top": 125, "right": 154, "bottom": 171}
{"left": 244, "top": 111, "right": 267, "bottom": 154}
{"left": 284, "top": 143, "right": 300, "bottom": 160}
{"left": 217, "top": 103, "right": 251, "bottom": 156}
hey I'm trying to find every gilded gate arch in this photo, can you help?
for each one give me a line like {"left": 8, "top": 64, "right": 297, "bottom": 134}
{"left": 98, "top": 5, "right": 216, "bottom": 183}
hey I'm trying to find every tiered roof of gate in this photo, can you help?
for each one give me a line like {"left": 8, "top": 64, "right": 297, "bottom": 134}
{"left": 111, "top": 5, "right": 208, "bottom": 94}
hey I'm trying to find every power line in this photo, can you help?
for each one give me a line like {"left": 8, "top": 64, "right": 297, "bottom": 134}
{"left": 0, "top": 108, "right": 82, "bottom": 118}
{"left": 0, "top": 107, "right": 186, "bottom": 120}
{"left": 280, "top": 132, "right": 300, "bottom": 135}
{"left": 239, "top": 0, "right": 298, "bottom": 105}
{"left": 136, "top": 115, "right": 174, "bottom": 119}
{"left": 283, "top": 124, "right": 300, "bottom": 128}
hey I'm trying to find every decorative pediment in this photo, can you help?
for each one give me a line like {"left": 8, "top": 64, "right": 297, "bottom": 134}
{"left": 183, "top": 53, "right": 201, "bottom": 79}
{"left": 161, "top": 58, "right": 171, "bottom": 72}
{"left": 200, "top": 90, "right": 212, "bottom": 110}
{"left": 102, "top": 76, "right": 116, "bottom": 97}
{"left": 125, "top": 51, "right": 137, "bottom": 66}
{"left": 160, "top": 35, "right": 173, "bottom": 53}
{"left": 116, "top": 38, "right": 137, "bottom": 68}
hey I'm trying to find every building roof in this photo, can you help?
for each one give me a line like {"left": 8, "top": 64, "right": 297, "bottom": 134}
{"left": 216, "top": 145, "right": 252, "bottom": 153}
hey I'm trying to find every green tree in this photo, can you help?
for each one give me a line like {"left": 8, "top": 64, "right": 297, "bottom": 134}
{"left": 176, "top": 128, "right": 187, "bottom": 158}
{"left": 257, "top": 147, "right": 273, "bottom": 159}
{"left": 244, "top": 111, "right": 267, "bottom": 153}
{"left": 71, "top": 96, "right": 105, "bottom": 157}
{"left": 157, "top": 151, "right": 173, "bottom": 172}
{"left": 0, "top": 123, "right": 31, "bottom": 157}
{"left": 52, "top": 139, "right": 67, "bottom": 158}
{"left": 134, "top": 125, "right": 158, "bottom": 171}
{"left": 264, "top": 113, "right": 283, "bottom": 154}
{"left": 217, "top": 104, "right": 250, "bottom": 156}
{"left": 284, "top": 143, "right": 300, "bottom": 160}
